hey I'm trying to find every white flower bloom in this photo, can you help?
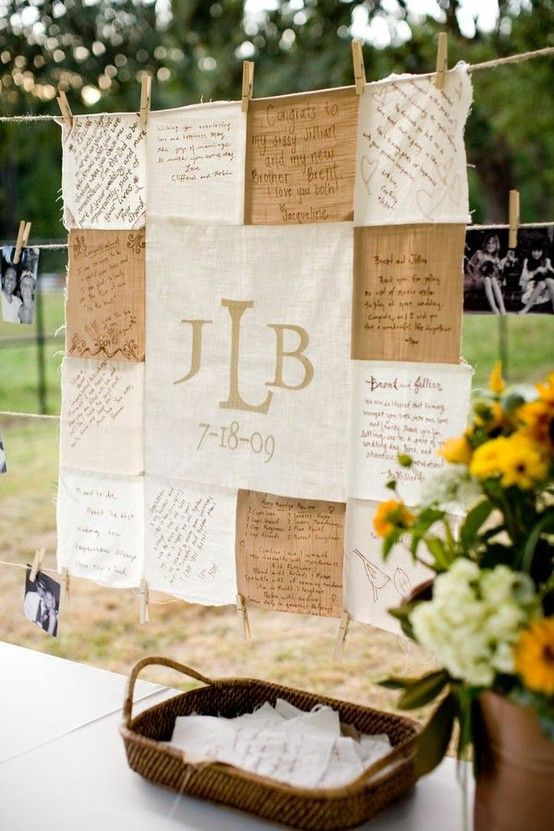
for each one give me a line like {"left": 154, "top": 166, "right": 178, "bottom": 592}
{"left": 409, "top": 562, "right": 535, "bottom": 687}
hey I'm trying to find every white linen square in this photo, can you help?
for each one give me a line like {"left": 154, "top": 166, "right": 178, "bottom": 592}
{"left": 60, "top": 357, "right": 144, "bottom": 475}
{"left": 354, "top": 64, "right": 472, "bottom": 226}
{"left": 348, "top": 360, "right": 472, "bottom": 504}
{"left": 145, "top": 476, "right": 237, "bottom": 605}
{"left": 344, "top": 499, "right": 433, "bottom": 636}
{"left": 56, "top": 469, "right": 144, "bottom": 588}
{"left": 145, "top": 220, "right": 353, "bottom": 502}
{"left": 60, "top": 113, "right": 146, "bottom": 230}
{"left": 147, "top": 102, "right": 246, "bottom": 224}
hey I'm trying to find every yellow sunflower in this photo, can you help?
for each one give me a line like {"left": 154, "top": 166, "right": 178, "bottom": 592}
{"left": 536, "top": 372, "right": 554, "bottom": 406}
{"left": 518, "top": 399, "right": 554, "bottom": 449}
{"left": 489, "top": 360, "right": 506, "bottom": 395}
{"left": 439, "top": 435, "right": 472, "bottom": 465}
{"left": 514, "top": 618, "right": 554, "bottom": 696}
{"left": 373, "top": 500, "right": 414, "bottom": 538}
{"left": 470, "top": 433, "right": 548, "bottom": 490}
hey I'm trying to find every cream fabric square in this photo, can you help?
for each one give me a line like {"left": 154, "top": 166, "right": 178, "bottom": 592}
{"left": 60, "top": 113, "right": 146, "bottom": 229}
{"left": 56, "top": 469, "right": 144, "bottom": 588}
{"left": 354, "top": 64, "right": 472, "bottom": 226}
{"left": 145, "top": 220, "right": 353, "bottom": 502}
{"left": 145, "top": 476, "right": 237, "bottom": 605}
{"left": 348, "top": 360, "right": 473, "bottom": 504}
{"left": 60, "top": 357, "right": 144, "bottom": 475}
{"left": 147, "top": 102, "right": 246, "bottom": 224}
{"left": 344, "top": 499, "right": 433, "bottom": 636}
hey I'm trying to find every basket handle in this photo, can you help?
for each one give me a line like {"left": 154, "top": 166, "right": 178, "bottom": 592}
{"left": 350, "top": 732, "right": 418, "bottom": 787}
{"left": 123, "top": 656, "right": 213, "bottom": 727}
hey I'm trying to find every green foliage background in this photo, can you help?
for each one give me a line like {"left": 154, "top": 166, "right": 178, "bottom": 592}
{"left": 0, "top": 0, "right": 553, "bottom": 241}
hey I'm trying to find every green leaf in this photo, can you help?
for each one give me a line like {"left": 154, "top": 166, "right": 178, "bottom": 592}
{"left": 521, "top": 511, "right": 554, "bottom": 573}
{"left": 385, "top": 479, "right": 397, "bottom": 491}
{"left": 397, "top": 453, "right": 413, "bottom": 468}
{"left": 460, "top": 500, "right": 494, "bottom": 550}
{"left": 425, "top": 536, "right": 451, "bottom": 571}
{"left": 383, "top": 529, "right": 401, "bottom": 558}
{"left": 397, "top": 670, "right": 450, "bottom": 710}
{"left": 388, "top": 604, "right": 416, "bottom": 640}
{"left": 413, "top": 692, "right": 457, "bottom": 778}
{"left": 379, "top": 675, "right": 425, "bottom": 691}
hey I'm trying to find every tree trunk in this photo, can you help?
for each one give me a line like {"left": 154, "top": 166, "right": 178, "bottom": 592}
{"left": 474, "top": 144, "right": 515, "bottom": 224}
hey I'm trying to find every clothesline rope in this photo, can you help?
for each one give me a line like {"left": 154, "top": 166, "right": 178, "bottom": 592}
{"left": 0, "top": 558, "right": 59, "bottom": 575}
{"left": 0, "top": 46, "right": 552, "bottom": 123}
{"left": 0, "top": 411, "right": 59, "bottom": 420}
{"left": 0, "top": 556, "right": 186, "bottom": 606}
{"left": 1, "top": 221, "right": 552, "bottom": 253}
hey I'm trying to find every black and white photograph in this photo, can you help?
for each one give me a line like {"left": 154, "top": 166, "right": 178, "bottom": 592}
{"left": 22, "top": 568, "right": 60, "bottom": 637}
{"left": 464, "top": 225, "right": 554, "bottom": 315}
{"left": 0, "top": 245, "right": 40, "bottom": 325}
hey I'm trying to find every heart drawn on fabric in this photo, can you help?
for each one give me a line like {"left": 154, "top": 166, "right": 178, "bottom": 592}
{"left": 371, "top": 85, "right": 390, "bottom": 108}
{"left": 415, "top": 186, "right": 448, "bottom": 221}
{"left": 360, "top": 155, "right": 379, "bottom": 195}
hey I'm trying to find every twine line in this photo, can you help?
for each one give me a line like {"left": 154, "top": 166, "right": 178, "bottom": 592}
{"left": 0, "top": 46, "right": 552, "bottom": 122}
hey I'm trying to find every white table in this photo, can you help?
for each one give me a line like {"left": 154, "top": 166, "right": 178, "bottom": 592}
{"left": 0, "top": 644, "right": 472, "bottom": 830}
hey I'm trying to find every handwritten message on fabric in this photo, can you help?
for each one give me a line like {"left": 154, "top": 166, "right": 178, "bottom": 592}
{"left": 60, "top": 358, "right": 144, "bottom": 475}
{"left": 66, "top": 230, "right": 145, "bottom": 362}
{"left": 148, "top": 102, "right": 246, "bottom": 224}
{"left": 145, "top": 476, "right": 237, "bottom": 605}
{"left": 61, "top": 114, "right": 146, "bottom": 229}
{"left": 236, "top": 490, "right": 344, "bottom": 617}
{"left": 145, "top": 219, "right": 352, "bottom": 502}
{"left": 352, "top": 224, "right": 465, "bottom": 363}
{"left": 354, "top": 64, "right": 472, "bottom": 226}
{"left": 344, "top": 499, "right": 433, "bottom": 635}
{"left": 56, "top": 469, "right": 143, "bottom": 587}
{"left": 245, "top": 88, "right": 358, "bottom": 224}
{"left": 349, "top": 361, "right": 472, "bottom": 503}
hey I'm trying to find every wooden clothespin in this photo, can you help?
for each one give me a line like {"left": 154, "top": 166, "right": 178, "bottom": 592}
{"left": 61, "top": 567, "right": 70, "bottom": 606}
{"left": 333, "top": 611, "right": 351, "bottom": 660}
{"left": 434, "top": 32, "right": 448, "bottom": 90}
{"left": 236, "top": 593, "right": 251, "bottom": 640}
{"left": 29, "top": 547, "right": 46, "bottom": 583}
{"left": 13, "top": 221, "right": 26, "bottom": 265}
{"left": 352, "top": 40, "right": 366, "bottom": 95}
{"left": 56, "top": 89, "right": 73, "bottom": 129}
{"left": 139, "top": 74, "right": 152, "bottom": 130}
{"left": 139, "top": 578, "right": 150, "bottom": 624}
{"left": 241, "top": 61, "right": 255, "bottom": 113}
{"left": 509, "top": 189, "right": 520, "bottom": 249}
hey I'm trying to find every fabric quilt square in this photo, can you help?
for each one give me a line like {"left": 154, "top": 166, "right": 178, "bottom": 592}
{"left": 354, "top": 65, "right": 472, "bottom": 226}
{"left": 60, "top": 357, "right": 144, "bottom": 475}
{"left": 145, "top": 475, "right": 238, "bottom": 605}
{"left": 56, "top": 469, "right": 143, "bottom": 588}
{"left": 145, "top": 220, "right": 352, "bottom": 502}
{"left": 352, "top": 224, "right": 466, "bottom": 363}
{"left": 236, "top": 489, "right": 345, "bottom": 617}
{"left": 66, "top": 230, "right": 145, "bottom": 362}
{"left": 245, "top": 87, "right": 358, "bottom": 224}
{"left": 60, "top": 113, "right": 146, "bottom": 229}
{"left": 348, "top": 360, "right": 473, "bottom": 504}
{"left": 147, "top": 101, "right": 246, "bottom": 224}
{"left": 344, "top": 499, "right": 433, "bottom": 636}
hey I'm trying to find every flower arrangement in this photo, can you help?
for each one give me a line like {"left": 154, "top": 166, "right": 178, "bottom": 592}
{"left": 374, "top": 364, "right": 554, "bottom": 776}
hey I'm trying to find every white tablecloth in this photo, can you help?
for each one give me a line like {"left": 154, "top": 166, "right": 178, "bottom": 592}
{"left": 0, "top": 643, "right": 472, "bottom": 830}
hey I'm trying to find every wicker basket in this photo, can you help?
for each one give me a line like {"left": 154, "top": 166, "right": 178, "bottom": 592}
{"left": 120, "top": 656, "right": 420, "bottom": 830}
